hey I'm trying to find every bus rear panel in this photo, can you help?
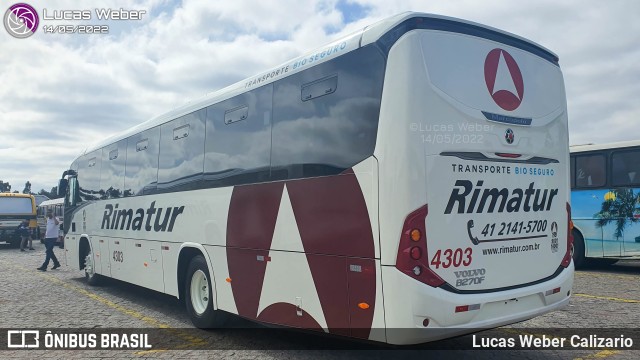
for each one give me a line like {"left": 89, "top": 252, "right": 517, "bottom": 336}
{"left": 375, "top": 17, "right": 572, "bottom": 344}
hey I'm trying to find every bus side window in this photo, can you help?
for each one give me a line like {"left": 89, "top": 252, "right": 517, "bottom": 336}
{"left": 101, "top": 140, "right": 127, "bottom": 199}
{"left": 158, "top": 109, "right": 206, "bottom": 191}
{"left": 612, "top": 150, "right": 640, "bottom": 186}
{"left": 78, "top": 152, "right": 102, "bottom": 201}
{"left": 125, "top": 127, "right": 160, "bottom": 196}
{"left": 204, "top": 85, "right": 272, "bottom": 187}
{"left": 575, "top": 154, "right": 606, "bottom": 188}
{"left": 271, "top": 45, "right": 385, "bottom": 180}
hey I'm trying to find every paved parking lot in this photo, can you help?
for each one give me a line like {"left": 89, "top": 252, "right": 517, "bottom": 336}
{"left": 0, "top": 241, "right": 638, "bottom": 359}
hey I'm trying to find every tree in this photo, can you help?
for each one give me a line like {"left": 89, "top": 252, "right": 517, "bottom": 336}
{"left": 23, "top": 181, "right": 32, "bottom": 194}
{"left": 0, "top": 181, "right": 11, "bottom": 193}
{"left": 37, "top": 188, "right": 52, "bottom": 199}
{"left": 595, "top": 188, "right": 640, "bottom": 239}
{"left": 50, "top": 186, "right": 60, "bottom": 199}
{"left": 38, "top": 186, "right": 62, "bottom": 199}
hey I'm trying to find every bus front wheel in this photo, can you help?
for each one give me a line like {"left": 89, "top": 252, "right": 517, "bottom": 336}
{"left": 572, "top": 229, "right": 586, "bottom": 269}
{"left": 184, "top": 255, "right": 226, "bottom": 328}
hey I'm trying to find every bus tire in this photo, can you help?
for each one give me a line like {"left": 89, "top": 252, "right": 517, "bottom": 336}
{"left": 572, "top": 229, "right": 586, "bottom": 269}
{"left": 7, "top": 232, "right": 22, "bottom": 248}
{"left": 84, "top": 244, "right": 102, "bottom": 286}
{"left": 184, "top": 255, "right": 226, "bottom": 328}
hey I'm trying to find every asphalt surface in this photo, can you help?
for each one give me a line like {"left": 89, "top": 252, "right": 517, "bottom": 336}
{"left": 0, "top": 241, "right": 638, "bottom": 359}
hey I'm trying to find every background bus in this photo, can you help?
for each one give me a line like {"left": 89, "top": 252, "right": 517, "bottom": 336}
{"left": 58, "top": 12, "right": 572, "bottom": 344}
{"left": 570, "top": 140, "right": 640, "bottom": 267}
{"left": 34, "top": 194, "right": 50, "bottom": 206}
{"left": 37, "top": 198, "right": 64, "bottom": 246}
{"left": 0, "top": 193, "right": 37, "bottom": 247}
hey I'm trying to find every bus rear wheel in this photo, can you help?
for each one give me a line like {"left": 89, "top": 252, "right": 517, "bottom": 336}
{"left": 184, "top": 255, "right": 226, "bottom": 328}
{"left": 84, "top": 245, "right": 102, "bottom": 286}
{"left": 572, "top": 229, "right": 586, "bottom": 269}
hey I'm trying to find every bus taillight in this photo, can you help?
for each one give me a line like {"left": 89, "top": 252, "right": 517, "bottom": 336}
{"left": 561, "top": 202, "right": 573, "bottom": 268}
{"left": 410, "top": 229, "right": 421, "bottom": 241}
{"left": 396, "top": 205, "right": 445, "bottom": 287}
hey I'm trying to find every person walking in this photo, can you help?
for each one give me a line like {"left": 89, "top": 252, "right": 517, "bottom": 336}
{"left": 37, "top": 210, "right": 61, "bottom": 271}
{"left": 18, "top": 219, "right": 34, "bottom": 251}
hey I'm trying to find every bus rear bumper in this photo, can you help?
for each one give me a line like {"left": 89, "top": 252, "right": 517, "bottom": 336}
{"left": 381, "top": 264, "right": 574, "bottom": 345}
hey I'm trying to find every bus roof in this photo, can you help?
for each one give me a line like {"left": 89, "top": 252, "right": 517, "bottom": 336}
{"left": 38, "top": 198, "right": 64, "bottom": 207}
{"left": 81, "top": 11, "right": 558, "bottom": 156}
{"left": 570, "top": 140, "right": 640, "bottom": 153}
{"left": 0, "top": 193, "right": 34, "bottom": 199}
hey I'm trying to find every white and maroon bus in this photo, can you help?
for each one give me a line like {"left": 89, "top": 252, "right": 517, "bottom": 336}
{"left": 58, "top": 12, "right": 573, "bottom": 344}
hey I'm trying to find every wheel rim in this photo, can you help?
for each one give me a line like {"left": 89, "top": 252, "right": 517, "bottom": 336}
{"left": 85, "top": 252, "right": 94, "bottom": 278}
{"left": 190, "top": 270, "right": 209, "bottom": 315}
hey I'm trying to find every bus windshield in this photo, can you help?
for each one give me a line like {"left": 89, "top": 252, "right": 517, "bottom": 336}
{"left": 0, "top": 197, "right": 34, "bottom": 215}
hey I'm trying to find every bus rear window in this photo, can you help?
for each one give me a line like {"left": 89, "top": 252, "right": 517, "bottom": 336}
{"left": 0, "top": 197, "right": 33, "bottom": 214}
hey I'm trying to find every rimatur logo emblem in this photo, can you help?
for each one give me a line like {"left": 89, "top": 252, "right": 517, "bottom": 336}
{"left": 4, "top": 3, "right": 39, "bottom": 38}
{"left": 484, "top": 48, "right": 524, "bottom": 111}
{"left": 505, "top": 128, "right": 514, "bottom": 144}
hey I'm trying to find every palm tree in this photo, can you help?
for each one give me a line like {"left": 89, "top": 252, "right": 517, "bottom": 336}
{"left": 594, "top": 188, "right": 640, "bottom": 239}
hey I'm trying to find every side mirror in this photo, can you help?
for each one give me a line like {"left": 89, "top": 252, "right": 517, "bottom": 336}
{"left": 57, "top": 178, "right": 68, "bottom": 197}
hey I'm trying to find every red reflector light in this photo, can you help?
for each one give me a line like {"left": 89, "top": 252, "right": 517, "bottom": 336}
{"left": 545, "top": 287, "right": 561, "bottom": 296}
{"left": 410, "top": 246, "right": 422, "bottom": 260}
{"left": 495, "top": 152, "right": 522, "bottom": 158}
{"left": 455, "top": 304, "right": 480, "bottom": 313}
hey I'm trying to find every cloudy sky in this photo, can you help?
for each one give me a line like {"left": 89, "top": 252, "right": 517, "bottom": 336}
{"left": 1, "top": 0, "right": 638, "bottom": 193}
